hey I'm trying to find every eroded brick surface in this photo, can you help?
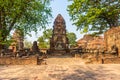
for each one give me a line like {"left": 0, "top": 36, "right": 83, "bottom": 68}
{"left": 104, "top": 27, "right": 120, "bottom": 55}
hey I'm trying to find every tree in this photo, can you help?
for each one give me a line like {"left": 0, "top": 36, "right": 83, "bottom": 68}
{"left": 0, "top": 0, "right": 52, "bottom": 49}
{"left": 24, "top": 40, "right": 32, "bottom": 48}
{"left": 38, "top": 36, "right": 48, "bottom": 48}
{"left": 67, "top": 0, "right": 120, "bottom": 34}
{"left": 67, "top": 32, "right": 77, "bottom": 47}
{"left": 38, "top": 28, "right": 52, "bottom": 48}
{"left": 42, "top": 28, "right": 53, "bottom": 39}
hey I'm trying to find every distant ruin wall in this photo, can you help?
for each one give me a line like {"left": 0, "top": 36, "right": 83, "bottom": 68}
{"left": 103, "top": 57, "right": 120, "bottom": 64}
{"left": 104, "top": 27, "right": 120, "bottom": 55}
{"left": 0, "top": 57, "right": 38, "bottom": 65}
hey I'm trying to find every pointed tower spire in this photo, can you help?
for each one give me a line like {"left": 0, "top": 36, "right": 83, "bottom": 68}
{"left": 54, "top": 14, "right": 65, "bottom": 25}
{"left": 49, "top": 14, "right": 69, "bottom": 55}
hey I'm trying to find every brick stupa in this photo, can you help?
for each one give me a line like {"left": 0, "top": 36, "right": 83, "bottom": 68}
{"left": 49, "top": 14, "right": 69, "bottom": 55}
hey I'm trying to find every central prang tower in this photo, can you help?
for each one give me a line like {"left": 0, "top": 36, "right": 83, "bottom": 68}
{"left": 49, "top": 14, "right": 69, "bottom": 55}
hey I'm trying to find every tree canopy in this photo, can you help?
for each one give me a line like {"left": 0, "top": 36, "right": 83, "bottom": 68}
{"left": 67, "top": 0, "right": 120, "bottom": 34}
{"left": 67, "top": 32, "right": 77, "bottom": 47}
{"left": 38, "top": 29, "right": 52, "bottom": 48}
{"left": 0, "top": 0, "right": 52, "bottom": 47}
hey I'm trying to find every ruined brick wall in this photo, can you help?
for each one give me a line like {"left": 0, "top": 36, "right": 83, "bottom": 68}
{"left": 103, "top": 57, "right": 120, "bottom": 64}
{"left": 84, "top": 34, "right": 94, "bottom": 41}
{"left": 77, "top": 34, "right": 94, "bottom": 48}
{"left": 104, "top": 27, "right": 120, "bottom": 55}
{"left": 77, "top": 34, "right": 105, "bottom": 49}
{"left": 9, "top": 30, "right": 24, "bottom": 52}
{"left": 87, "top": 36, "right": 105, "bottom": 49}
{"left": 0, "top": 56, "right": 38, "bottom": 65}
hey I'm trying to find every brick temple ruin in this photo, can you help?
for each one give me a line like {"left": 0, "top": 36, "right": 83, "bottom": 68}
{"left": 9, "top": 29, "right": 24, "bottom": 52}
{"left": 49, "top": 14, "right": 69, "bottom": 55}
{"left": 75, "top": 30, "right": 120, "bottom": 64}
{"left": 1, "top": 14, "right": 120, "bottom": 64}
{"left": 0, "top": 29, "right": 43, "bottom": 65}
{"left": 104, "top": 27, "right": 120, "bottom": 55}
{"left": 77, "top": 34, "right": 105, "bottom": 49}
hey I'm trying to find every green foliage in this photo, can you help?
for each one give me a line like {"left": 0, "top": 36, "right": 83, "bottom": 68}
{"left": 24, "top": 40, "right": 32, "bottom": 48}
{"left": 67, "top": 32, "right": 77, "bottom": 47}
{"left": 38, "top": 36, "right": 48, "bottom": 48}
{"left": 37, "top": 29, "right": 52, "bottom": 48}
{"left": 67, "top": 0, "right": 120, "bottom": 34}
{"left": 0, "top": 0, "right": 52, "bottom": 47}
{"left": 43, "top": 29, "right": 53, "bottom": 39}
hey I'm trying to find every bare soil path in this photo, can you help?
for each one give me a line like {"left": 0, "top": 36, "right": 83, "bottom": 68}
{"left": 0, "top": 55, "right": 120, "bottom": 80}
{"left": 45, "top": 55, "right": 85, "bottom": 65}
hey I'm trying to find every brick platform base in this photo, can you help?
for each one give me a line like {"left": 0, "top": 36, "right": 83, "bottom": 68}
{"left": 0, "top": 56, "right": 38, "bottom": 65}
{"left": 103, "top": 57, "right": 120, "bottom": 64}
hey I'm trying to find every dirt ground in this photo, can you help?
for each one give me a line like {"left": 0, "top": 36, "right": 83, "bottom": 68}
{"left": 0, "top": 55, "right": 120, "bottom": 80}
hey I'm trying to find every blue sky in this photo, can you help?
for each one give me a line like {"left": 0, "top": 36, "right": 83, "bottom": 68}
{"left": 26, "top": 0, "right": 84, "bottom": 42}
